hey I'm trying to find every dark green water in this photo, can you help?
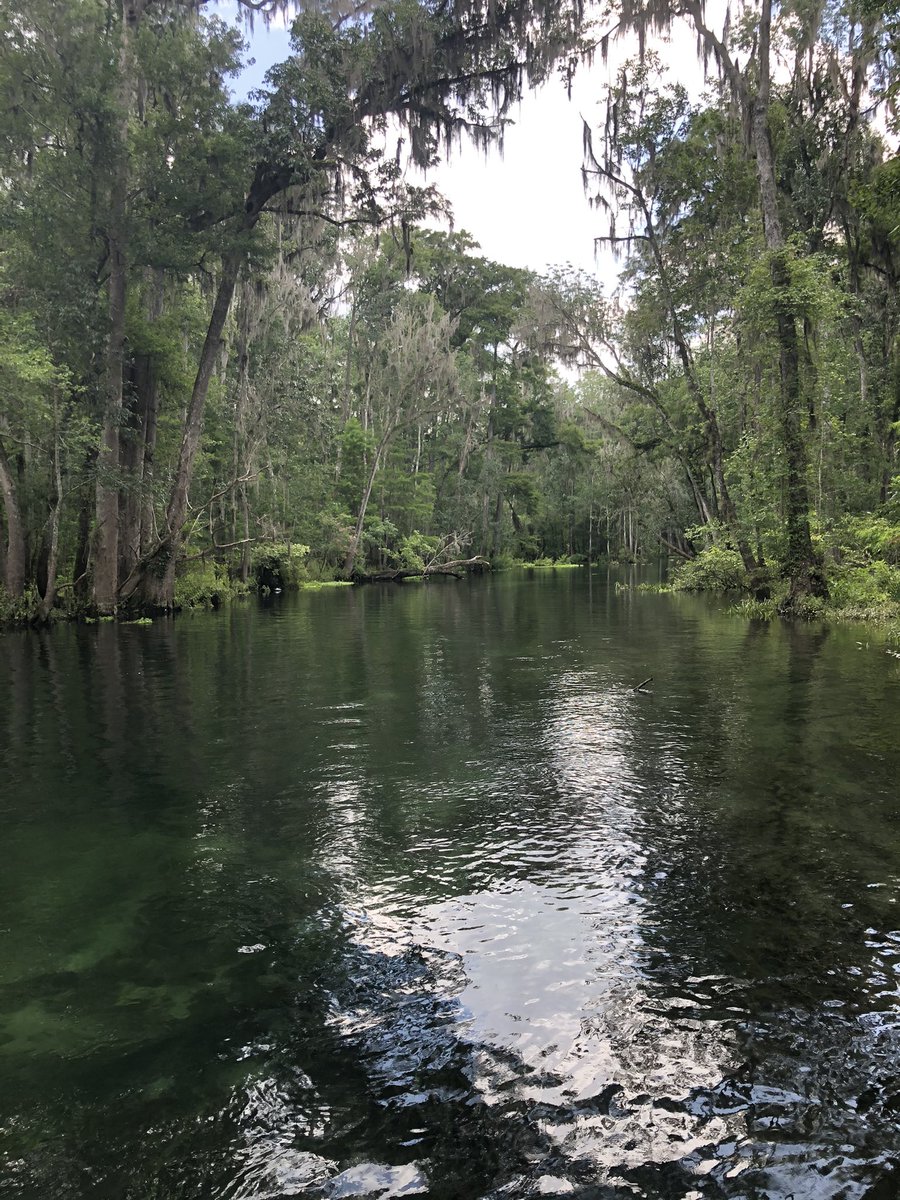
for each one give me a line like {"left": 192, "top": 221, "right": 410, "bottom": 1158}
{"left": 2, "top": 572, "right": 900, "bottom": 1199}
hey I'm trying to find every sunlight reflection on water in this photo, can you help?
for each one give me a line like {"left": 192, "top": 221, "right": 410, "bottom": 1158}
{"left": 4, "top": 575, "right": 900, "bottom": 1197}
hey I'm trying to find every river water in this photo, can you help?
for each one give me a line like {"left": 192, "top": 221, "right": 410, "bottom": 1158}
{"left": 2, "top": 571, "right": 900, "bottom": 1199}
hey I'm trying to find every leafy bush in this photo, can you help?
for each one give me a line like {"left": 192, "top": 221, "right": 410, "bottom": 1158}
{"left": 490, "top": 552, "right": 517, "bottom": 571}
{"left": 174, "top": 561, "right": 248, "bottom": 609}
{"left": 0, "top": 584, "right": 41, "bottom": 624}
{"left": 827, "top": 560, "right": 900, "bottom": 614}
{"left": 671, "top": 546, "right": 748, "bottom": 592}
{"left": 250, "top": 543, "right": 310, "bottom": 590}
{"left": 834, "top": 515, "right": 900, "bottom": 566}
{"left": 397, "top": 531, "right": 442, "bottom": 571}
{"left": 792, "top": 593, "right": 827, "bottom": 621}
{"left": 521, "top": 555, "right": 582, "bottom": 568}
{"left": 360, "top": 516, "right": 401, "bottom": 567}
{"left": 732, "top": 597, "right": 778, "bottom": 621}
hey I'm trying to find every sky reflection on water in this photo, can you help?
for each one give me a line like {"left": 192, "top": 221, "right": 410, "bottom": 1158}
{"left": 2, "top": 573, "right": 900, "bottom": 1197}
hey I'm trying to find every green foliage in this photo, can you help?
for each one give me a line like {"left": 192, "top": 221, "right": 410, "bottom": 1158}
{"left": 835, "top": 515, "right": 900, "bottom": 565}
{"left": 174, "top": 562, "right": 247, "bottom": 610}
{"left": 828, "top": 561, "right": 900, "bottom": 611}
{"left": 0, "top": 0, "right": 898, "bottom": 629}
{"left": 300, "top": 579, "right": 354, "bottom": 590}
{"left": 731, "top": 597, "right": 779, "bottom": 621}
{"left": 250, "top": 543, "right": 311, "bottom": 590}
{"left": 397, "top": 531, "right": 442, "bottom": 570}
{"left": 520, "top": 556, "right": 582, "bottom": 568}
{"left": 671, "top": 547, "right": 748, "bottom": 592}
{"left": 0, "top": 584, "right": 38, "bottom": 624}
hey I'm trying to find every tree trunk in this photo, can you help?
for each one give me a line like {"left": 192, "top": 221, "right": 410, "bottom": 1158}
{"left": 884, "top": 343, "right": 900, "bottom": 503}
{"left": 119, "top": 156, "right": 292, "bottom": 611}
{"left": 120, "top": 270, "right": 164, "bottom": 583}
{"left": 38, "top": 407, "right": 63, "bottom": 622}
{"left": 239, "top": 486, "right": 251, "bottom": 584}
{"left": 94, "top": 0, "right": 140, "bottom": 615}
{"left": 641, "top": 199, "right": 762, "bottom": 582}
{"left": 353, "top": 556, "right": 490, "bottom": 583}
{"left": 72, "top": 454, "right": 95, "bottom": 599}
{"left": 343, "top": 437, "right": 386, "bottom": 577}
{"left": 0, "top": 438, "right": 26, "bottom": 599}
{"left": 752, "top": 0, "right": 825, "bottom": 607}
{"left": 121, "top": 248, "right": 243, "bottom": 609}
{"left": 335, "top": 292, "right": 357, "bottom": 483}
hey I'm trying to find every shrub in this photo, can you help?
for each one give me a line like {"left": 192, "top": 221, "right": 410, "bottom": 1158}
{"left": 833, "top": 515, "right": 900, "bottom": 566}
{"left": 397, "top": 531, "right": 442, "bottom": 571}
{"left": 250, "top": 543, "right": 310, "bottom": 591}
{"left": 828, "top": 561, "right": 900, "bottom": 611}
{"left": 174, "top": 561, "right": 246, "bottom": 609}
{"left": 671, "top": 546, "right": 748, "bottom": 592}
{"left": 0, "top": 585, "right": 41, "bottom": 624}
{"left": 732, "top": 597, "right": 778, "bottom": 621}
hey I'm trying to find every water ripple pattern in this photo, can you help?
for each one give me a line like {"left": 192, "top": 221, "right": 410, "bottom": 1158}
{"left": 2, "top": 571, "right": 900, "bottom": 1198}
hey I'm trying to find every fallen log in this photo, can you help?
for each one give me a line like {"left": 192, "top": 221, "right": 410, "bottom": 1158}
{"left": 352, "top": 556, "right": 491, "bottom": 583}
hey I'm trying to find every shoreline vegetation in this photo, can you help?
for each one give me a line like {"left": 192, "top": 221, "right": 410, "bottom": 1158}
{"left": 632, "top": 544, "right": 900, "bottom": 645}
{"left": 4, "top": 545, "right": 899, "bottom": 650}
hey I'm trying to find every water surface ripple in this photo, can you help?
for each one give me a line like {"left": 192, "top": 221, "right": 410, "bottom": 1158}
{"left": 2, "top": 571, "right": 900, "bottom": 1198}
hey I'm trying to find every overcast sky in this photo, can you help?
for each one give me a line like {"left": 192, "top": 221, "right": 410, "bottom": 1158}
{"left": 215, "top": 3, "right": 715, "bottom": 286}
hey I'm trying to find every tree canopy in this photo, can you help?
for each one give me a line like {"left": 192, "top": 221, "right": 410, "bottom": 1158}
{"left": 0, "top": 0, "right": 898, "bottom": 621}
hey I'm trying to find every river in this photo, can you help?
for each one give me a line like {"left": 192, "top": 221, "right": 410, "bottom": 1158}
{"left": 2, "top": 570, "right": 900, "bottom": 1198}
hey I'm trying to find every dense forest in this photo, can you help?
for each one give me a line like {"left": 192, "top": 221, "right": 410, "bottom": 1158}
{"left": 0, "top": 0, "right": 898, "bottom": 621}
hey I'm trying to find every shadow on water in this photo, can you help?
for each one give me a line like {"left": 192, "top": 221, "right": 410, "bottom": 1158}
{"left": 2, "top": 572, "right": 900, "bottom": 1198}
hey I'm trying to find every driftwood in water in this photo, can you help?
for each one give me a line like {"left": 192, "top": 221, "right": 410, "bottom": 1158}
{"left": 352, "top": 556, "right": 491, "bottom": 583}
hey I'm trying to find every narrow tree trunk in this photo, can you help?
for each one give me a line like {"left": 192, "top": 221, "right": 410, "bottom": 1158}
{"left": 0, "top": 438, "right": 26, "bottom": 599}
{"left": 343, "top": 437, "right": 386, "bottom": 577}
{"left": 752, "top": 0, "right": 825, "bottom": 606}
{"left": 94, "top": 0, "right": 139, "bottom": 615}
{"left": 72, "top": 453, "right": 95, "bottom": 599}
{"left": 121, "top": 249, "right": 243, "bottom": 609}
{"left": 641, "top": 201, "right": 761, "bottom": 580}
{"left": 491, "top": 488, "right": 503, "bottom": 558}
{"left": 94, "top": 212, "right": 126, "bottom": 612}
{"left": 239, "top": 487, "right": 251, "bottom": 584}
{"left": 120, "top": 270, "right": 163, "bottom": 582}
{"left": 38, "top": 406, "right": 63, "bottom": 622}
{"left": 588, "top": 487, "right": 593, "bottom": 565}
{"left": 335, "top": 293, "right": 357, "bottom": 483}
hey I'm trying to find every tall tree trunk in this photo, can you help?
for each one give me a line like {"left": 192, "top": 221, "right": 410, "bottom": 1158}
{"left": 120, "top": 270, "right": 164, "bottom": 583}
{"left": 640, "top": 197, "right": 762, "bottom": 583}
{"left": 118, "top": 157, "right": 291, "bottom": 610}
{"left": 343, "top": 436, "right": 387, "bottom": 577}
{"left": 239, "top": 486, "right": 251, "bottom": 584}
{"left": 335, "top": 292, "right": 357, "bottom": 483}
{"left": 752, "top": 0, "right": 825, "bottom": 606}
{"left": 491, "top": 488, "right": 503, "bottom": 558}
{"left": 231, "top": 285, "right": 261, "bottom": 586}
{"left": 0, "top": 437, "right": 26, "bottom": 600}
{"left": 121, "top": 249, "right": 243, "bottom": 609}
{"left": 38, "top": 405, "right": 63, "bottom": 622}
{"left": 73, "top": 451, "right": 96, "bottom": 599}
{"left": 94, "top": 0, "right": 139, "bottom": 614}
{"left": 882, "top": 336, "right": 900, "bottom": 504}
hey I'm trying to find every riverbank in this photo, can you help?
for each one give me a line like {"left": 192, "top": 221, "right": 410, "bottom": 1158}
{"left": 634, "top": 545, "right": 900, "bottom": 647}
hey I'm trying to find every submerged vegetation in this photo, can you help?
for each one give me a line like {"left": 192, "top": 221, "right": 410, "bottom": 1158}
{"left": 0, "top": 0, "right": 898, "bottom": 623}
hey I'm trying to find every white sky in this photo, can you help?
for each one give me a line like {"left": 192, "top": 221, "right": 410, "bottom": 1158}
{"left": 215, "top": 2, "right": 719, "bottom": 286}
